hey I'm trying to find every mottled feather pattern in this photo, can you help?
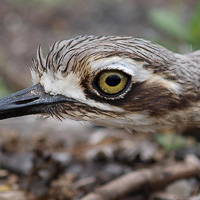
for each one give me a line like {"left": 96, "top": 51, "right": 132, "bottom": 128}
{"left": 33, "top": 35, "right": 175, "bottom": 75}
{"left": 32, "top": 35, "right": 200, "bottom": 99}
{"left": 30, "top": 35, "right": 200, "bottom": 132}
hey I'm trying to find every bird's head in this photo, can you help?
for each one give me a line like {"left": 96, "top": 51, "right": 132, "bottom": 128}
{"left": 0, "top": 35, "right": 199, "bottom": 132}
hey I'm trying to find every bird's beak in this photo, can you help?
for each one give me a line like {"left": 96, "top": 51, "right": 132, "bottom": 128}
{"left": 0, "top": 83, "right": 72, "bottom": 120}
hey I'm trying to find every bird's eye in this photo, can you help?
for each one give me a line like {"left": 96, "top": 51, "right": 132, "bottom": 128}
{"left": 94, "top": 70, "right": 131, "bottom": 96}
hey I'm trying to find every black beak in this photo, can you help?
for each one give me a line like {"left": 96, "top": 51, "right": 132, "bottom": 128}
{"left": 0, "top": 83, "right": 73, "bottom": 120}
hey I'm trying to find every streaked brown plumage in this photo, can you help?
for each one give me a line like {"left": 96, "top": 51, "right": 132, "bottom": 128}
{"left": 0, "top": 35, "right": 200, "bottom": 133}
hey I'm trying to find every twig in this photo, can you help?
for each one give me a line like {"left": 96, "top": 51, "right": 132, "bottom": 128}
{"left": 81, "top": 158, "right": 200, "bottom": 200}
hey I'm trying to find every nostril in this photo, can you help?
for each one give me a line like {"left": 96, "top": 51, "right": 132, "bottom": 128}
{"left": 14, "top": 97, "right": 39, "bottom": 105}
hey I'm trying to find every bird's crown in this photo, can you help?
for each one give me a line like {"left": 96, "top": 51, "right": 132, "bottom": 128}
{"left": 31, "top": 35, "right": 180, "bottom": 102}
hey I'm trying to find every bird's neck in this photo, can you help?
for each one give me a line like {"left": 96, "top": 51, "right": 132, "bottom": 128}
{"left": 188, "top": 50, "right": 200, "bottom": 66}
{"left": 172, "top": 51, "right": 200, "bottom": 100}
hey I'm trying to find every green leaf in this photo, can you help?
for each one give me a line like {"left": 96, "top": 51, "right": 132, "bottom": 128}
{"left": 154, "top": 132, "right": 189, "bottom": 152}
{"left": 0, "top": 78, "right": 10, "bottom": 98}
{"left": 188, "top": 3, "right": 200, "bottom": 48}
{"left": 149, "top": 9, "right": 191, "bottom": 42}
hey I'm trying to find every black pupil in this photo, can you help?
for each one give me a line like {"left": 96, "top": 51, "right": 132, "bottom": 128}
{"left": 105, "top": 75, "right": 121, "bottom": 87}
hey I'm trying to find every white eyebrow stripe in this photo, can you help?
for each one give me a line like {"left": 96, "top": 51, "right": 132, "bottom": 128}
{"left": 89, "top": 56, "right": 153, "bottom": 82}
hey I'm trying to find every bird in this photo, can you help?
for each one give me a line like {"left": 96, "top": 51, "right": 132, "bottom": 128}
{"left": 0, "top": 35, "right": 200, "bottom": 133}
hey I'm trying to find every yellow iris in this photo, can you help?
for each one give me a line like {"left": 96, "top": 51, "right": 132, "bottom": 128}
{"left": 97, "top": 70, "right": 128, "bottom": 94}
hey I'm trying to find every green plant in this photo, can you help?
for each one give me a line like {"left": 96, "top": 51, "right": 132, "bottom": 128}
{"left": 149, "top": 2, "right": 200, "bottom": 51}
{"left": 154, "top": 132, "right": 194, "bottom": 152}
{"left": 0, "top": 78, "right": 10, "bottom": 98}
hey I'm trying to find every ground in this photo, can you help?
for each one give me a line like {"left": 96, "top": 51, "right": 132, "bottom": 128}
{"left": 0, "top": 117, "right": 200, "bottom": 200}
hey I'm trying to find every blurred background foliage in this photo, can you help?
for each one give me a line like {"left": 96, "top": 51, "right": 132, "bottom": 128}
{"left": 154, "top": 132, "right": 195, "bottom": 152}
{"left": 0, "top": 0, "right": 199, "bottom": 97}
{"left": 149, "top": 1, "right": 200, "bottom": 51}
{"left": 0, "top": 78, "right": 10, "bottom": 98}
